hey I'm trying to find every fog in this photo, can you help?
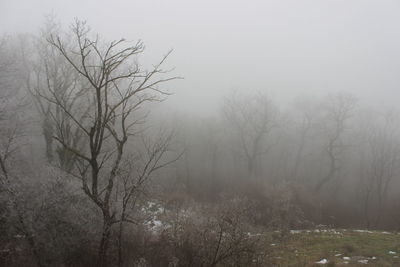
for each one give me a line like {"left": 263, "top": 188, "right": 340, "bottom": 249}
{"left": 2, "top": 1, "right": 400, "bottom": 266}
{"left": 2, "top": 0, "right": 400, "bottom": 113}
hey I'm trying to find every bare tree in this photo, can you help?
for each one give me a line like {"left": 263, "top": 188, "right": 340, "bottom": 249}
{"left": 315, "top": 93, "right": 356, "bottom": 192}
{"left": 289, "top": 97, "right": 317, "bottom": 181}
{"left": 24, "top": 16, "right": 88, "bottom": 171}
{"left": 44, "top": 20, "right": 179, "bottom": 267}
{"left": 223, "top": 92, "right": 278, "bottom": 178}
{"left": 0, "top": 36, "right": 46, "bottom": 267}
{"left": 360, "top": 111, "right": 400, "bottom": 228}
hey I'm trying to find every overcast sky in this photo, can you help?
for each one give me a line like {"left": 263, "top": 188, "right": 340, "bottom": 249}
{"left": 1, "top": 0, "right": 400, "bottom": 114}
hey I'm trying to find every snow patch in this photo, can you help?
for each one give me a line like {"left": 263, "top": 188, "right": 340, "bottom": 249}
{"left": 353, "top": 229, "right": 373, "bottom": 234}
{"left": 316, "top": 259, "right": 328, "bottom": 264}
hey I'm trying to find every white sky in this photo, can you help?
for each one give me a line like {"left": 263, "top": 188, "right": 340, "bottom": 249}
{"left": 1, "top": 0, "right": 400, "bottom": 114}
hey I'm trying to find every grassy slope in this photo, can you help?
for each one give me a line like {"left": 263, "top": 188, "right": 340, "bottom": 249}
{"left": 266, "top": 229, "right": 400, "bottom": 266}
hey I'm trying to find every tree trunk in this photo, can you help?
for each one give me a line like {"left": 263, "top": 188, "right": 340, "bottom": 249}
{"left": 117, "top": 218, "right": 124, "bottom": 267}
{"left": 315, "top": 146, "right": 336, "bottom": 192}
{"left": 98, "top": 217, "right": 112, "bottom": 267}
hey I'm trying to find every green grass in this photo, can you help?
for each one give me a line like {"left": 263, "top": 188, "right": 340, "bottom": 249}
{"left": 265, "top": 229, "right": 400, "bottom": 266}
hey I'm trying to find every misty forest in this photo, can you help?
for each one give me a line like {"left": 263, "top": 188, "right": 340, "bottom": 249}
{"left": 2, "top": 1, "right": 400, "bottom": 266}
